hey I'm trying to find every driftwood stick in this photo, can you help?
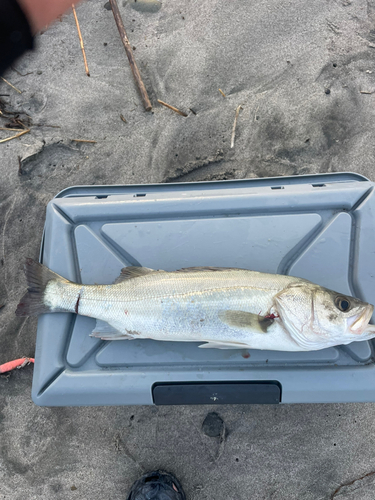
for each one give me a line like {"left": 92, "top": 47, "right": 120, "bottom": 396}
{"left": 1, "top": 77, "right": 21, "bottom": 94}
{"left": 71, "top": 139, "right": 97, "bottom": 143}
{"left": 72, "top": 4, "right": 90, "bottom": 77}
{"left": 109, "top": 0, "right": 152, "bottom": 111}
{"left": 157, "top": 99, "right": 187, "bottom": 117}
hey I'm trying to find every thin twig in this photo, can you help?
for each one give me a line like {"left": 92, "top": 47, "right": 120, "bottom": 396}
{"left": 330, "top": 470, "right": 375, "bottom": 499}
{"left": 72, "top": 4, "right": 90, "bottom": 77}
{"left": 0, "top": 77, "right": 21, "bottom": 94}
{"left": 109, "top": 0, "right": 152, "bottom": 111}
{"left": 0, "top": 127, "right": 23, "bottom": 131}
{"left": 219, "top": 88, "right": 226, "bottom": 97}
{"left": 15, "top": 118, "right": 26, "bottom": 128}
{"left": 360, "top": 90, "right": 374, "bottom": 94}
{"left": 157, "top": 99, "right": 188, "bottom": 117}
{"left": 230, "top": 105, "right": 243, "bottom": 148}
{"left": 120, "top": 114, "right": 127, "bottom": 123}
{"left": 0, "top": 129, "right": 30, "bottom": 144}
{"left": 11, "top": 67, "right": 33, "bottom": 77}
{"left": 71, "top": 139, "right": 97, "bottom": 143}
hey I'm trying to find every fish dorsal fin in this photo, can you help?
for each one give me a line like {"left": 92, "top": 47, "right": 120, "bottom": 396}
{"left": 113, "top": 266, "right": 162, "bottom": 284}
{"left": 114, "top": 266, "right": 244, "bottom": 282}
{"left": 218, "top": 310, "right": 274, "bottom": 333}
{"left": 175, "top": 266, "right": 244, "bottom": 273}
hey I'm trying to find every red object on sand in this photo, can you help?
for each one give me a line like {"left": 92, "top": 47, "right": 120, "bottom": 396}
{"left": 0, "top": 357, "right": 35, "bottom": 374}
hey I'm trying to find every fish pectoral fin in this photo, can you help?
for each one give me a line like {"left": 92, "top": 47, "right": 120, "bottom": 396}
{"left": 218, "top": 310, "right": 273, "bottom": 333}
{"left": 199, "top": 341, "right": 251, "bottom": 349}
{"left": 113, "top": 266, "right": 164, "bottom": 284}
{"left": 90, "top": 320, "right": 134, "bottom": 340}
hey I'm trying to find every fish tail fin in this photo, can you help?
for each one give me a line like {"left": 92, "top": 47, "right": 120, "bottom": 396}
{"left": 16, "top": 258, "right": 66, "bottom": 317}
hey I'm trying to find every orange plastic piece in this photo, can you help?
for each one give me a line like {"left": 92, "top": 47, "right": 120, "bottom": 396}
{"left": 0, "top": 357, "right": 35, "bottom": 374}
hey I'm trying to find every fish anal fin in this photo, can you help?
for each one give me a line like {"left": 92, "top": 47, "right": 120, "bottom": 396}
{"left": 199, "top": 341, "right": 251, "bottom": 349}
{"left": 90, "top": 320, "right": 134, "bottom": 340}
{"left": 219, "top": 310, "right": 273, "bottom": 333}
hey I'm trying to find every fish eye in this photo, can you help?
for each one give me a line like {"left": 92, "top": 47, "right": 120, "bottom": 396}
{"left": 335, "top": 296, "right": 351, "bottom": 312}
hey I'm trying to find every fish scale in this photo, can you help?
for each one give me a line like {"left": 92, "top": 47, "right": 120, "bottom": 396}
{"left": 75, "top": 271, "right": 297, "bottom": 341}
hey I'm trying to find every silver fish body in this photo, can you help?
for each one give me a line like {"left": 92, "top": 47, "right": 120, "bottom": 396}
{"left": 16, "top": 260, "right": 375, "bottom": 351}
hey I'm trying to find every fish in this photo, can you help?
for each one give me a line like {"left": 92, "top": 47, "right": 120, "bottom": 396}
{"left": 15, "top": 258, "right": 375, "bottom": 352}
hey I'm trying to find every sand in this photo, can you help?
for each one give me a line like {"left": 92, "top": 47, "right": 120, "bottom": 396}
{"left": 1, "top": 1, "right": 375, "bottom": 498}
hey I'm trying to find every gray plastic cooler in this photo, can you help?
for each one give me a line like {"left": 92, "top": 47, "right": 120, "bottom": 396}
{"left": 32, "top": 173, "right": 375, "bottom": 406}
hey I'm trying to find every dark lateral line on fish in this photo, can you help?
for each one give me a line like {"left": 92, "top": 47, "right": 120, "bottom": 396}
{"left": 75, "top": 292, "right": 81, "bottom": 314}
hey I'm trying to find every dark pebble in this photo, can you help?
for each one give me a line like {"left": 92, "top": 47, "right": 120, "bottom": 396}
{"left": 325, "top": 88, "right": 331, "bottom": 94}
{"left": 104, "top": 2, "right": 112, "bottom": 10}
{"left": 202, "top": 412, "right": 224, "bottom": 438}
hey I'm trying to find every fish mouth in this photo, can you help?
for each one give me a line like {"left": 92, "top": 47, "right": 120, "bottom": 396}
{"left": 348, "top": 305, "right": 374, "bottom": 334}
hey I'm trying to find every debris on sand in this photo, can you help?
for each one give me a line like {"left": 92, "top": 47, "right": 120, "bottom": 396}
{"left": 110, "top": 0, "right": 152, "bottom": 111}
{"left": 230, "top": 104, "right": 243, "bottom": 148}
{"left": 72, "top": 4, "right": 91, "bottom": 77}
{"left": 157, "top": 99, "right": 188, "bottom": 117}
{"left": 0, "top": 357, "right": 34, "bottom": 374}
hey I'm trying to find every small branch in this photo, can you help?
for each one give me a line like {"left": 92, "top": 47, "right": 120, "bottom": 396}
{"left": 360, "top": 90, "right": 374, "bottom": 94}
{"left": 11, "top": 67, "right": 33, "bottom": 77}
{"left": 230, "top": 105, "right": 243, "bottom": 148}
{"left": 109, "top": 0, "right": 152, "bottom": 111}
{"left": 71, "top": 139, "right": 97, "bottom": 143}
{"left": 331, "top": 470, "right": 375, "bottom": 499}
{"left": 0, "top": 77, "right": 22, "bottom": 94}
{"left": 72, "top": 4, "right": 90, "bottom": 76}
{"left": 157, "top": 99, "right": 188, "bottom": 117}
{"left": 219, "top": 88, "right": 226, "bottom": 97}
{"left": 0, "top": 129, "right": 30, "bottom": 144}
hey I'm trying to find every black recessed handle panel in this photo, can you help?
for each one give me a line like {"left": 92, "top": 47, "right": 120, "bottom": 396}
{"left": 152, "top": 381, "right": 281, "bottom": 405}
